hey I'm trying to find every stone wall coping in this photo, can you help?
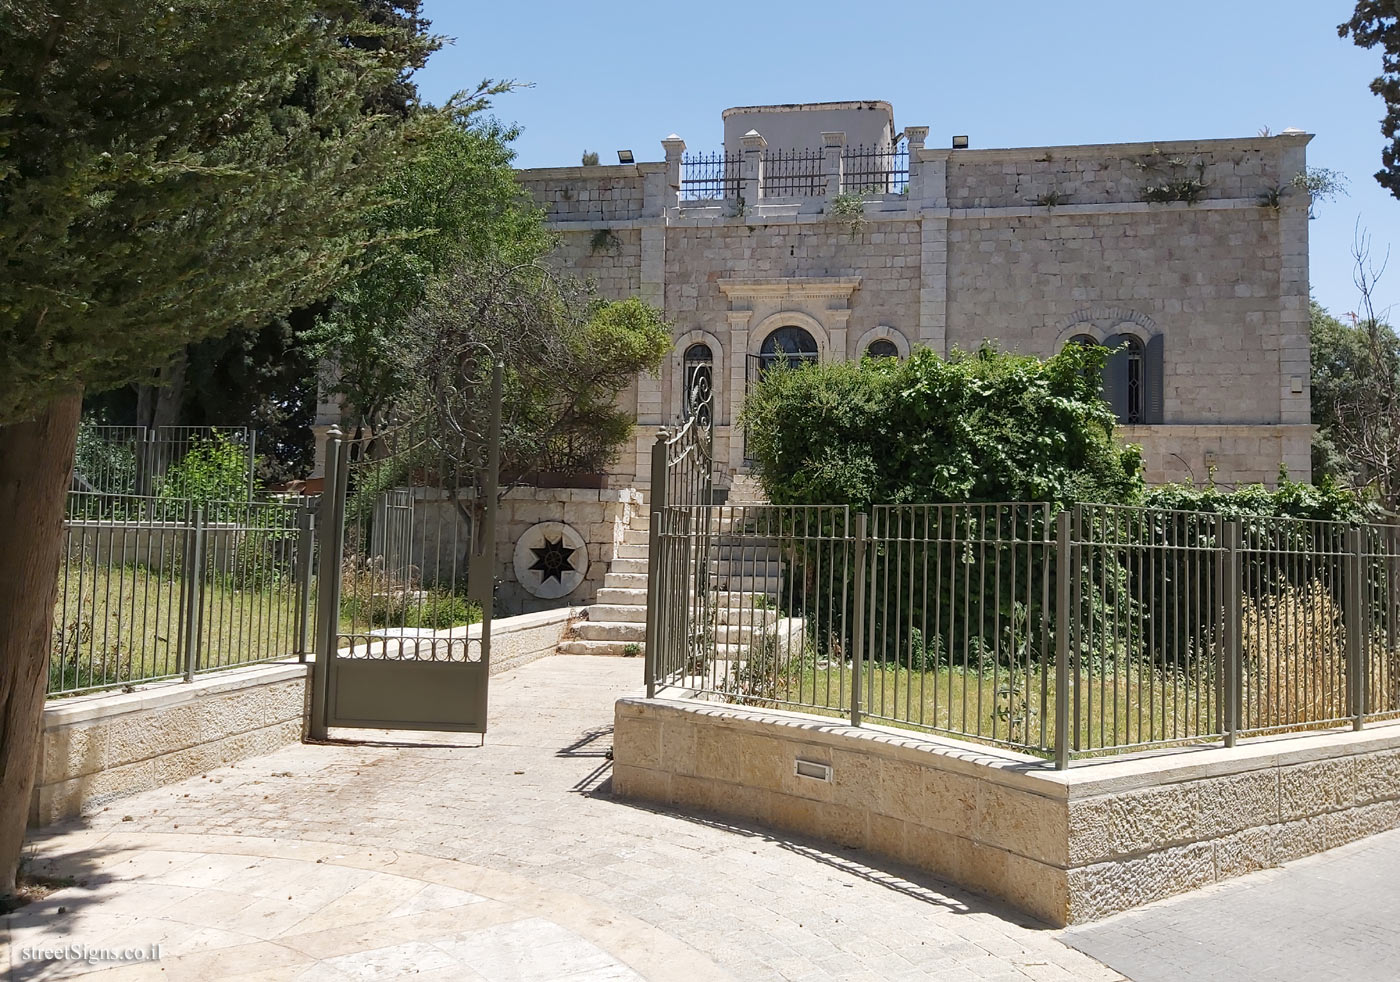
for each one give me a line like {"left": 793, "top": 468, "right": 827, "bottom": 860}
{"left": 622, "top": 696, "right": 1400, "bottom": 803}
{"left": 918, "top": 133, "right": 1311, "bottom": 164}
{"left": 43, "top": 661, "right": 311, "bottom": 729}
{"left": 516, "top": 162, "right": 664, "bottom": 180}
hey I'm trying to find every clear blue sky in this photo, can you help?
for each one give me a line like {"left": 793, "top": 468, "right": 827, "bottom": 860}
{"left": 415, "top": 0, "right": 1398, "bottom": 323}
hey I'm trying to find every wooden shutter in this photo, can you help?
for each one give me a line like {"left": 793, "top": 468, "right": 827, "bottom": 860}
{"left": 1101, "top": 333, "right": 1131, "bottom": 423}
{"left": 1145, "top": 333, "right": 1165, "bottom": 424}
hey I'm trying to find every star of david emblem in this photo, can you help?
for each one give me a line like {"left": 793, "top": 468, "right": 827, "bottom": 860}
{"left": 529, "top": 535, "right": 577, "bottom": 585}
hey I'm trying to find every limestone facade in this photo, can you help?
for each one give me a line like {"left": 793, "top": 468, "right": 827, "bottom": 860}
{"left": 516, "top": 102, "right": 1314, "bottom": 490}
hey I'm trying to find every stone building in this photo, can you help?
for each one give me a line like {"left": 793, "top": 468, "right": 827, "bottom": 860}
{"left": 516, "top": 99, "right": 1314, "bottom": 492}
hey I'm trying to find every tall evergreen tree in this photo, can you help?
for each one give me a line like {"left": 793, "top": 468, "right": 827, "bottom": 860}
{"left": 1341, "top": 2, "right": 1400, "bottom": 199}
{"left": 0, "top": 0, "right": 443, "bottom": 891}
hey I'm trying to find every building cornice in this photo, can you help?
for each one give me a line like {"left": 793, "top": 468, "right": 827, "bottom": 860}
{"left": 918, "top": 133, "right": 1311, "bottom": 164}
{"left": 717, "top": 277, "right": 862, "bottom": 301}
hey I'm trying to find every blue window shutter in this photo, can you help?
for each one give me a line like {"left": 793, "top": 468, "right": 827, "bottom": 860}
{"left": 1145, "top": 333, "right": 1165, "bottom": 424}
{"left": 1102, "top": 333, "right": 1131, "bottom": 422}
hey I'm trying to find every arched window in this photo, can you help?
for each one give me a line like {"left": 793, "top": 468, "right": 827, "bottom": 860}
{"left": 758, "top": 326, "right": 818, "bottom": 372}
{"left": 1122, "top": 336, "right": 1145, "bottom": 424}
{"left": 682, "top": 342, "right": 713, "bottom": 418}
{"left": 866, "top": 338, "right": 900, "bottom": 359}
{"left": 1064, "top": 333, "right": 1161, "bottom": 425}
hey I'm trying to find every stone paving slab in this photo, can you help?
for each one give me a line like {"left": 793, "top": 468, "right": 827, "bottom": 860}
{"left": 1061, "top": 826, "right": 1400, "bottom": 982}
{"left": 6, "top": 657, "right": 1122, "bottom": 981}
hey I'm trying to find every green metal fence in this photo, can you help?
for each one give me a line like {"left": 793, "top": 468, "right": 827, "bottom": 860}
{"left": 647, "top": 496, "right": 1400, "bottom": 765}
{"left": 50, "top": 491, "right": 315, "bottom": 696}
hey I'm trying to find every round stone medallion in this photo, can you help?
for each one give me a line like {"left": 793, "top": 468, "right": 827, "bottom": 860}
{"left": 513, "top": 521, "right": 589, "bottom": 599}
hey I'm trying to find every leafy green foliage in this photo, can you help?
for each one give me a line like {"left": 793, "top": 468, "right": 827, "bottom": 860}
{"left": 405, "top": 264, "right": 671, "bottom": 485}
{"left": 1309, "top": 300, "right": 1400, "bottom": 511}
{"left": 1341, "top": 2, "right": 1400, "bottom": 199}
{"left": 1142, "top": 473, "right": 1367, "bottom": 524}
{"left": 0, "top": 1, "right": 444, "bottom": 425}
{"left": 741, "top": 342, "right": 1144, "bottom": 509}
{"left": 158, "top": 433, "right": 252, "bottom": 506}
{"left": 73, "top": 419, "right": 138, "bottom": 494}
{"left": 316, "top": 113, "right": 550, "bottom": 422}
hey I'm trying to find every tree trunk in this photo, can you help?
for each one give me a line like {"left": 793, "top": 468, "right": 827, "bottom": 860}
{"left": 0, "top": 391, "right": 81, "bottom": 893}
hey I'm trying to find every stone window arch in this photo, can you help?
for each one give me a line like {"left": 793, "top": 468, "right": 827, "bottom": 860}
{"left": 1062, "top": 329, "right": 1163, "bottom": 425}
{"left": 671, "top": 329, "right": 725, "bottom": 424}
{"left": 757, "top": 325, "right": 819, "bottom": 372}
{"left": 855, "top": 325, "right": 911, "bottom": 360}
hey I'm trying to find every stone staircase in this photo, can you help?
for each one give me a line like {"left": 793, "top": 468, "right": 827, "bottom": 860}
{"left": 557, "top": 510, "right": 651, "bottom": 656}
{"left": 556, "top": 478, "right": 787, "bottom": 658}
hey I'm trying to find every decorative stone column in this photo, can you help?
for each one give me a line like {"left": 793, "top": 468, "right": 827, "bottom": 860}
{"left": 661, "top": 134, "right": 685, "bottom": 210}
{"left": 822, "top": 131, "right": 845, "bottom": 197}
{"left": 740, "top": 130, "right": 767, "bottom": 204}
{"left": 903, "top": 125, "right": 929, "bottom": 203}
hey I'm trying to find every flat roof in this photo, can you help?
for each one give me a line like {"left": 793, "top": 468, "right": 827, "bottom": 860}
{"left": 722, "top": 101, "right": 893, "bottom": 118}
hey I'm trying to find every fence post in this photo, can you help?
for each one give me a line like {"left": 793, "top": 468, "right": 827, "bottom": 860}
{"left": 644, "top": 430, "right": 668, "bottom": 699}
{"left": 1346, "top": 526, "right": 1367, "bottom": 731}
{"left": 181, "top": 505, "right": 206, "bottom": 682}
{"left": 309, "top": 427, "right": 342, "bottom": 740}
{"left": 294, "top": 505, "right": 315, "bottom": 662}
{"left": 1222, "top": 520, "right": 1242, "bottom": 748}
{"left": 851, "top": 512, "right": 868, "bottom": 728}
{"left": 1054, "top": 509, "right": 1071, "bottom": 770}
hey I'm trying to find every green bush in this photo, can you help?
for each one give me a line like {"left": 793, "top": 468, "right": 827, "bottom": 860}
{"left": 159, "top": 431, "right": 253, "bottom": 507}
{"left": 740, "top": 342, "right": 1143, "bottom": 510}
{"left": 1142, "top": 471, "right": 1366, "bottom": 523}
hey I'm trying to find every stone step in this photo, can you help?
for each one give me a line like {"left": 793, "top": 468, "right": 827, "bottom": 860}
{"left": 622, "top": 528, "right": 650, "bottom": 546}
{"left": 574, "top": 619, "right": 647, "bottom": 642}
{"left": 713, "top": 575, "right": 784, "bottom": 592}
{"left": 557, "top": 639, "right": 644, "bottom": 657}
{"left": 597, "top": 587, "right": 648, "bottom": 605}
{"left": 610, "top": 558, "right": 650, "bottom": 574}
{"left": 713, "top": 590, "right": 780, "bottom": 605}
{"left": 616, "top": 542, "right": 649, "bottom": 559}
{"left": 604, "top": 572, "right": 648, "bottom": 589}
{"left": 589, "top": 603, "right": 647, "bottom": 623}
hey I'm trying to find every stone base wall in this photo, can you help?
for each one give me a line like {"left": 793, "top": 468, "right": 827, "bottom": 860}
{"left": 1118, "top": 423, "right": 1314, "bottom": 486}
{"left": 613, "top": 697, "right": 1400, "bottom": 926}
{"left": 32, "top": 662, "right": 311, "bottom": 826}
{"left": 495, "top": 488, "right": 646, "bottom": 614}
{"left": 483, "top": 608, "right": 575, "bottom": 675}
{"left": 409, "top": 487, "right": 647, "bottom": 616}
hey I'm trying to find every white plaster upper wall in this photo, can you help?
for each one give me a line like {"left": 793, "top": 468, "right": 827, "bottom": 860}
{"left": 722, "top": 101, "right": 895, "bottom": 153}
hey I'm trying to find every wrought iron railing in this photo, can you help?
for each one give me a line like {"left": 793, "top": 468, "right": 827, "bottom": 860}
{"left": 679, "top": 150, "right": 742, "bottom": 200}
{"left": 646, "top": 491, "right": 1400, "bottom": 766}
{"left": 842, "top": 144, "right": 909, "bottom": 195}
{"left": 762, "top": 147, "right": 826, "bottom": 197}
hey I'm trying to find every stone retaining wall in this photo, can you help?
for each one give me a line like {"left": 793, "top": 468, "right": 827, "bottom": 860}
{"left": 613, "top": 697, "right": 1400, "bottom": 926}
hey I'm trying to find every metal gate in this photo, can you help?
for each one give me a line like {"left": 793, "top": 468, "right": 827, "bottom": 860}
{"left": 310, "top": 364, "right": 502, "bottom": 736}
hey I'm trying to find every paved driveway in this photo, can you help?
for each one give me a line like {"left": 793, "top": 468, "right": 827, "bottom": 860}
{"left": 5, "top": 656, "right": 1117, "bottom": 981}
